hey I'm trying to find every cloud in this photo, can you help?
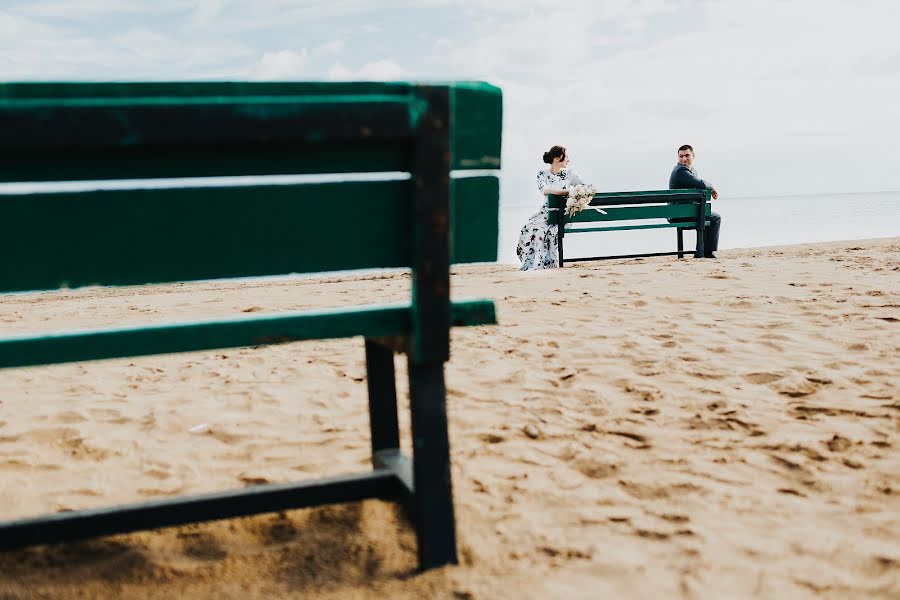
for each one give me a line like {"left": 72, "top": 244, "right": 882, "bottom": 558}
{"left": 357, "top": 59, "right": 407, "bottom": 80}
{"left": 191, "top": 0, "right": 226, "bottom": 24}
{"left": 0, "top": 0, "right": 897, "bottom": 198}
{"left": 326, "top": 62, "right": 352, "bottom": 80}
{"left": 317, "top": 40, "right": 344, "bottom": 55}
{"left": 327, "top": 58, "right": 408, "bottom": 81}
{"left": 420, "top": 0, "right": 900, "bottom": 199}
{"left": 249, "top": 49, "right": 309, "bottom": 80}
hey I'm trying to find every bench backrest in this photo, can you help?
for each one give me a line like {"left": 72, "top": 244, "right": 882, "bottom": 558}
{"left": 548, "top": 189, "right": 710, "bottom": 226}
{"left": 0, "top": 82, "right": 501, "bottom": 367}
{"left": 0, "top": 82, "right": 501, "bottom": 291}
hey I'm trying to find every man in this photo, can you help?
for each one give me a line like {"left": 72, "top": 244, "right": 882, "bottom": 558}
{"left": 669, "top": 144, "right": 721, "bottom": 258}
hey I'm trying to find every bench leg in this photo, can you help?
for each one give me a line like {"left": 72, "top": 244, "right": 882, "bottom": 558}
{"left": 557, "top": 224, "right": 564, "bottom": 267}
{"left": 407, "top": 359, "right": 457, "bottom": 570}
{"left": 677, "top": 228, "right": 684, "bottom": 259}
{"left": 365, "top": 339, "right": 400, "bottom": 462}
{"left": 694, "top": 201, "right": 706, "bottom": 258}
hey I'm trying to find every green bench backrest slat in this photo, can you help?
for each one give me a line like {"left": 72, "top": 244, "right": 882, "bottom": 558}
{"left": 548, "top": 189, "right": 708, "bottom": 207}
{"left": 0, "top": 180, "right": 410, "bottom": 291}
{"left": 449, "top": 83, "right": 502, "bottom": 170}
{"left": 0, "top": 82, "right": 502, "bottom": 181}
{"left": 0, "top": 94, "right": 418, "bottom": 182}
{"left": 450, "top": 175, "right": 499, "bottom": 263}
{"left": 568, "top": 222, "right": 709, "bottom": 234}
{"left": 0, "top": 176, "right": 499, "bottom": 293}
{"left": 567, "top": 202, "right": 706, "bottom": 223}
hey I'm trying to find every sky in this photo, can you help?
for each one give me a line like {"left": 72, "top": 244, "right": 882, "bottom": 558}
{"left": 2, "top": 0, "right": 899, "bottom": 207}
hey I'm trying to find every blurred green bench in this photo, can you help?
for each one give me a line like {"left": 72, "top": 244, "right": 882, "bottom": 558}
{"left": 548, "top": 189, "right": 712, "bottom": 263}
{"left": 0, "top": 81, "right": 502, "bottom": 571}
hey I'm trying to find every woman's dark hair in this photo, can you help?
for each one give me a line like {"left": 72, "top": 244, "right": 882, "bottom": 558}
{"left": 542, "top": 145, "right": 566, "bottom": 164}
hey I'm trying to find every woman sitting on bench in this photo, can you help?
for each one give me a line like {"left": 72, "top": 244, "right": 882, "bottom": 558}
{"left": 516, "top": 145, "right": 583, "bottom": 270}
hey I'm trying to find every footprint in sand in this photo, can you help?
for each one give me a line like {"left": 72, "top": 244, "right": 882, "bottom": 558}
{"left": 622, "top": 382, "right": 665, "bottom": 402}
{"left": 605, "top": 430, "right": 651, "bottom": 449}
{"left": 773, "top": 374, "right": 822, "bottom": 397}
{"left": 687, "top": 369, "right": 728, "bottom": 381}
{"left": 573, "top": 457, "right": 619, "bottom": 480}
{"left": 825, "top": 435, "right": 853, "bottom": 452}
{"left": 743, "top": 370, "right": 778, "bottom": 383}
{"left": 177, "top": 530, "right": 228, "bottom": 561}
{"left": 618, "top": 479, "right": 705, "bottom": 500}
{"left": 252, "top": 513, "right": 298, "bottom": 545}
{"left": 88, "top": 408, "right": 131, "bottom": 425}
{"left": 138, "top": 481, "right": 186, "bottom": 496}
{"left": 56, "top": 411, "right": 88, "bottom": 424}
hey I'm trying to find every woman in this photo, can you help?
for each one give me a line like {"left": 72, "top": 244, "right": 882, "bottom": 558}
{"left": 516, "top": 145, "right": 583, "bottom": 270}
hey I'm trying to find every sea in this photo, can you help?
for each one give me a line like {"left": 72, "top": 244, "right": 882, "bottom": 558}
{"left": 499, "top": 191, "right": 900, "bottom": 265}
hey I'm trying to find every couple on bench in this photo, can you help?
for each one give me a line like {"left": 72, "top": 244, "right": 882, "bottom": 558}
{"left": 516, "top": 144, "right": 722, "bottom": 270}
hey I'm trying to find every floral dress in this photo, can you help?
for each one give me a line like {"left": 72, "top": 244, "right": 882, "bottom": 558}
{"left": 516, "top": 168, "right": 582, "bottom": 270}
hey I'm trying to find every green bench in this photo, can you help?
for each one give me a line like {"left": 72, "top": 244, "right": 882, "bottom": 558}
{"left": 548, "top": 189, "right": 712, "bottom": 264}
{"left": 0, "top": 81, "right": 502, "bottom": 571}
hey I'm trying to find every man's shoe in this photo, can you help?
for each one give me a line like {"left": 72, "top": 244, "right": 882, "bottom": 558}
{"left": 704, "top": 252, "right": 717, "bottom": 259}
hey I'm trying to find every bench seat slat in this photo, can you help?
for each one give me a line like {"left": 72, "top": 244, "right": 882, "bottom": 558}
{"left": 0, "top": 300, "right": 497, "bottom": 369}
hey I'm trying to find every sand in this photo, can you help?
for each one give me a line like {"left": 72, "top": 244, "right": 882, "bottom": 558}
{"left": 0, "top": 237, "right": 898, "bottom": 599}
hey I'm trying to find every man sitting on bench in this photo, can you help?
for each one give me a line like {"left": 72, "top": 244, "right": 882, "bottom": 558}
{"left": 669, "top": 144, "right": 721, "bottom": 259}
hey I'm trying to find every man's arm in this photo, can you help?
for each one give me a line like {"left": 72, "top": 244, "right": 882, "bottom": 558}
{"left": 671, "top": 165, "right": 718, "bottom": 199}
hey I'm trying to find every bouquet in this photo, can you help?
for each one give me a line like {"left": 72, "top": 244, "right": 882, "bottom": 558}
{"left": 565, "top": 183, "right": 601, "bottom": 217}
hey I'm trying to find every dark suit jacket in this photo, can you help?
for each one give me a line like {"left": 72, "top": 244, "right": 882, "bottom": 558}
{"left": 669, "top": 164, "right": 712, "bottom": 190}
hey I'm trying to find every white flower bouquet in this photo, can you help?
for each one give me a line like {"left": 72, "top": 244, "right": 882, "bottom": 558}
{"left": 565, "top": 183, "right": 601, "bottom": 217}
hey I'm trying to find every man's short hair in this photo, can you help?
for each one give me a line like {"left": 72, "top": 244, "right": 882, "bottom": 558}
{"left": 678, "top": 144, "right": 694, "bottom": 154}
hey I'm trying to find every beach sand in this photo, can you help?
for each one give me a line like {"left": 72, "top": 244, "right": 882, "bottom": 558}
{"left": 0, "top": 237, "right": 898, "bottom": 599}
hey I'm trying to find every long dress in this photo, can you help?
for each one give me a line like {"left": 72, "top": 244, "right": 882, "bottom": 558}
{"left": 516, "top": 168, "right": 582, "bottom": 270}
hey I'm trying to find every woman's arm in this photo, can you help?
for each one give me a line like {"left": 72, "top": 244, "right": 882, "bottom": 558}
{"left": 537, "top": 171, "right": 569, "bottom": 196}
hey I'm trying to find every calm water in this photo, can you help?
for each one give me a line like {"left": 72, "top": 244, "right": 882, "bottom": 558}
{"left": 498, "top": 191, "right": 900, "bottom": 264}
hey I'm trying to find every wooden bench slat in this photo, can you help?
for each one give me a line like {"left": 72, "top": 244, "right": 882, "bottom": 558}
{"left": 566, "top": 202, "right": 701, "bottom": 223}
{"left": 0, "top": 144, "right": 412, "bottom": 183}
{"left": 0, "top": 81, "right": 427, "bottom": 100}
{"left": 588, "top": 189, "right": 706, "bottom": 201}
{"left": 0, "top": 94, "right": 419, "bottom": 150}
{"left": 0, "top": 300, "right": 497, "bottom": 369}
{"left": 0, "top": 466, "right": 408, "bottom": 551}
{"left": 0, "top": 177, "right": 498, "bottom": 292}
{"left": 566, "top": 221, "right": 710, "bottom": 234}
{"left": 0, "top": 181, "right": 411, "bottom": 291}
{"left": 451, "top": 175, "right": 499, "bottom": 263}
{"left": 0, "top": 82, "right": 502, "bottom": 182}
{"left": 450, "top": 83, "right": 502, "bottom": 170}
{"left": 0, "top": 96, "right": 417, "bottom": 182}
